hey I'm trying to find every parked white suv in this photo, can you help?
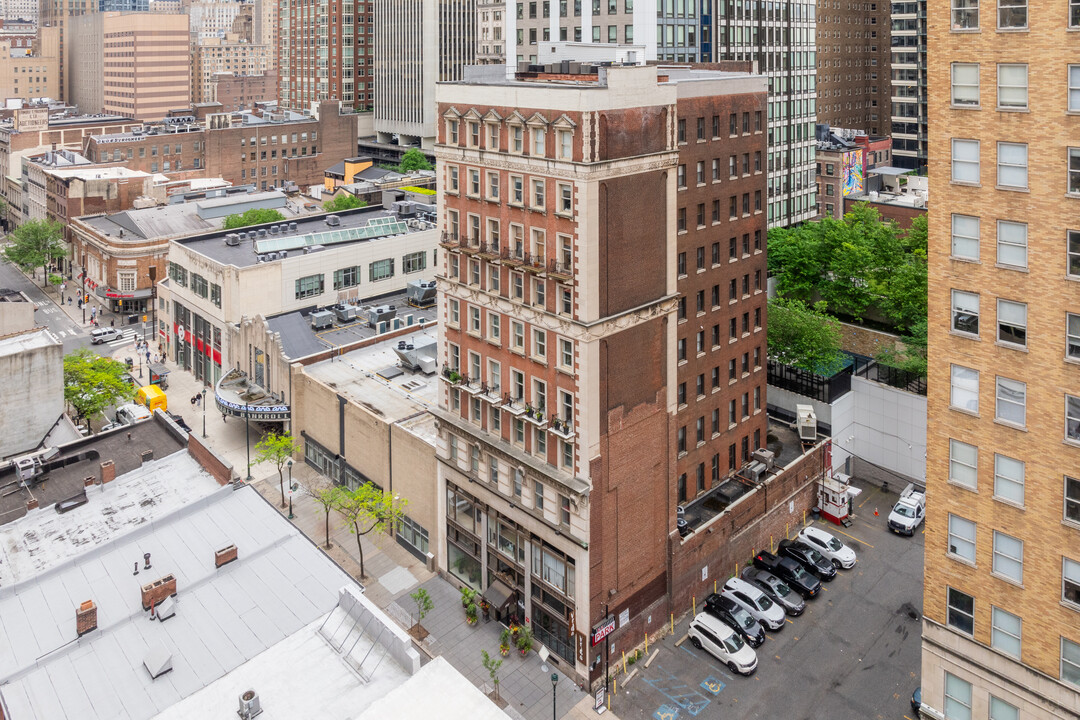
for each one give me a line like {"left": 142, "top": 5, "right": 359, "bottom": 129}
{"left": 722, "top": 577, "right": 786, "bottom": 630}
{"left": 688, "top": 612, "right": 758, "bottom": 676}
{"left": 797, "top": 526, "right": 858, "bottom": 569}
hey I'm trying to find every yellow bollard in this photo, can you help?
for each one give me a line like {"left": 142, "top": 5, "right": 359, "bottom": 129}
{"left": 692, "top": 596, "right": 696, "bottom": 617}
{"left": 713, "top": 579, "right": 717, "bottom": 593}
{"left": 670, "top": 613, "right": 674, "bottom": 635}
{"left": 786, "top": 522, "right": 790, "bottom": 539}
{"left": 622, "top": 650, "right": 627, "bottom": 673}
{"left": 614, "top": 676, "right": 618, "bottom": 696}
{"left": 645, "top": 632, "right": 649, "bottom": 655}
{"left": 735, "top": 562, "right": 738, "bottom": 577}
{"left": 803, "top": 509, "right": 806, "bottom": 526}
{"left": 770, "top": 535, "right": 774, "bottom": 552}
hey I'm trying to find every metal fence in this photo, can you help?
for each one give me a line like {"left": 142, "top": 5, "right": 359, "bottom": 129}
{"left": 766, "top": 361, "right": 852, "bottom": 403}
{"left": 851, "top": 356, "right": 927, "bottom": 396}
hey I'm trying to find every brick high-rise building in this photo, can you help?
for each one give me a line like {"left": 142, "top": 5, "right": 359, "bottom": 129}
{"left": 278, "top": 0, "right": 373, "bottom": 111}
{"left": 40, "top": 0, "right": 94, "bottom": 102}
{"left": 433, "top": 63, "right": 766, "bottom": 683}
{"left": 815, "top": 0, "right": 890, "bottom": 136}
{"left": 191, "top": 34, "right": 272, "bottom": 105}
{"left": 67, "top": 11, "right": 191, "bottom": 121}
{"left": 921, "top": 1, "right": 1080, "bottom": 718}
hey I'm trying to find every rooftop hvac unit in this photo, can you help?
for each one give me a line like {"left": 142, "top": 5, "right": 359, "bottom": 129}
{"left": 744, "top": 461, "right": 767, "bottom": 483}
{"left": 289, "top": 222, "right": 297, "bottom": 232}
{"left": 269, "top": 225, "right": 279, "bottom": 235}
{"left": 257, "top": 228, "right": 267, "bottom": 238}
{"left": 310, "top": 310, "right": 334, "bottom": 330}
{"left": 332, "top": 304, "right": 356, "bottom": 322}
{"left": 393, "top": 339, "right": 437, "bottom": 372}
{"left": 325, "top": 214, "right": 341, "bottom": 227}
{"left": 365, "top": 304, "right": 396, "bottom": 328}
{"left": 752, "top": 448, "right": 776, "bottom": 468}
{"left": 406, "top": 279, "right": 437, "bottom": 308}
{"left": 796, "top": 404, "right": 817, "bottom": 442}
{"left": 224, "top": 233, "right": 240, "bottom": 246}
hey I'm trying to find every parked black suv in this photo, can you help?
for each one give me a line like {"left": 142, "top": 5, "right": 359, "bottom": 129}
{"left": 703, "top": 593, "right": 766, "bottom": 648}
{"left": 752, "top": 550, "right": 821, "bottom": 599}
{"left": 777, "top": 539, "right": 837, "bottom": 581}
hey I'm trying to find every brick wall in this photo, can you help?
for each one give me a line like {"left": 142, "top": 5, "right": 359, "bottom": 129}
{"left": 838, "top": 321, "right": 902, "bottom": 358}
{"left": 187, "top": 433, "right": 233, "bottom": 485}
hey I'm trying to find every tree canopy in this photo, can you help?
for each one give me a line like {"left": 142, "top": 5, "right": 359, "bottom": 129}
{"left": 63, "top": 349, "right": 134, "bottom": 422}
{"left": 322, "top": 194, "right": 368, "bottom": 212}
{"left": 397, "top": 148, "right": 432, "bottom": 173}
{"left": 254, "top": 431, "right": 301, "bottom": 507}
{"left": 335, "top": 483, "right": 407, "bottom": 578}
{"left": 222, "top": 208, "right": 287, "bottom": 229}
{"left": 767, "top": 203, "right": 927, "bottom": 332}
{"left": 3, "top": 219, "right": 66, "bottom": 287}
{"left": 766, "top": 298, "right": 846, "bottom": 376}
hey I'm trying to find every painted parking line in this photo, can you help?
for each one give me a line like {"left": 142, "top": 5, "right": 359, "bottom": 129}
{"left": 857, "top": 486, "right": 880, "bottom": 508}
{"left": 699, "top": 677, "right": 725, "bottom": 695}
{"left": 643, "top": 664, "right": 712, "bottom": 716}
{"left": 831, "top": 526, "right": 875, "bottom": 549}
{"left": 786, "top": 618, "right": 794, "bottom": 625}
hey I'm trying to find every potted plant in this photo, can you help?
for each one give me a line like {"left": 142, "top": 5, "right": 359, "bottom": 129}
{"left": 460, "top": 586, "right": 477, "bottom": 609}
{"left": 480, "top": 598, "right": 491, "bottom": 621}
{"left": 466, "top": 602, "right": 479, "bottom": 626}
{"left": 499, "top": 628, "right": 512, "bottom": 657}
{"left": 516, "top": 625, "right": 533, "bottom": 656}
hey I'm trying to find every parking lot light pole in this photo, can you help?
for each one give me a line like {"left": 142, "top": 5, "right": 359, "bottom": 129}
{"left": 287, "top": 460, "right": 294, "bottom": 519}
{"left": 550, "top": 673, "right": 558, "bottom": 720}
{"left": 245, "top": 401, "right": 252, "bottom": 481}
{"left": 201, "top": 387, "right": 207, "bottom": 438}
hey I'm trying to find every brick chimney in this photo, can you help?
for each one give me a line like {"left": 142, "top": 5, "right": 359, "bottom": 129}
{"left": 214, "top": 544, "right": 238, "bottom": 568}
{"left": 140, "top": 574, "right": 177, "bottom": 610}
{"left": 26, "top": 498, "right": 38, "bottom": 511}
{"left": 76, "top": 600, "right": 97, "bottom": 636}
{"left": 100, "top": 460, "right": 116, "bottom": 484}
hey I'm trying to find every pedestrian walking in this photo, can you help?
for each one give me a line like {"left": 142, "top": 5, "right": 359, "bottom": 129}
{"left": 190, "top": 395, "right": 197, "bottom": 407}
{"left": 110, "top": 319, "right": 115, "bottom": 327}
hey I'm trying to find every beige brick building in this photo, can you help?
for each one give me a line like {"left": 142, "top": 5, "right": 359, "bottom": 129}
{"left": 191, "top": 34, "right": 272, "bottom": 106}
{"left": 922, "top": 1, "right": 1080, "bottom": 718}
{"left": 0, "top": 26, "right": 60, "bottom": 102}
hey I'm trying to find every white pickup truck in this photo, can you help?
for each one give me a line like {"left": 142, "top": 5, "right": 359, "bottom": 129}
{"left": 888, "top": 483, "right": 926, "bottom": 536}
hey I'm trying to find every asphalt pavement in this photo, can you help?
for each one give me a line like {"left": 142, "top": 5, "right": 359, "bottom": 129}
{"left": 610, "top": 478, "right": 924, "bottom": 720}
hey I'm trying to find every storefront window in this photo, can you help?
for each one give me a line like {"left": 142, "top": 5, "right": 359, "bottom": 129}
{"left": 448, "top": 541, "right": 482, "bottom": 587}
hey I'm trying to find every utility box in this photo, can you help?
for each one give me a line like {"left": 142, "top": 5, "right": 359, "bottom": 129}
{"left": 311, "top": 311, "right": 334, "bottom": 330}
{"left": 796, "top": 404, "right": 817, "bottom": 442}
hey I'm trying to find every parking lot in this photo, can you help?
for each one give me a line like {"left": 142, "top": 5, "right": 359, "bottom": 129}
{"left": 612, "top": 481, "right": 924, "bottom": 720}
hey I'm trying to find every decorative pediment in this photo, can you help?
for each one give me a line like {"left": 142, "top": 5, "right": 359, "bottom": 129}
{"left": 463, "top": 108, "right": 483, "bottom": 120}
{"left": 553, "top": 113, "right": 577, "bottom": 129}
{"left": 442, "top": 106, "right": 463, "bottom": 119}
{"left": 483, "top": 109, "right": 504, "bottom": 122}
{"left": 505, "top": 110, "right": 526, "bottom": 125}
{"left": 525, "top": 111, "right": 550, "bottom": 126}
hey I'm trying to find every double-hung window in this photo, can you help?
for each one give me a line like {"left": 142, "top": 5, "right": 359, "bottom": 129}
{"left": 996, "top": 300, "right": 1026, "bottom": 346}
{"left": 1063, "top": 638, "right": 1080, "bottom": 689}
{"left": 949, "top": 439, "right": 978, "bottom": 489}
{"left": 951, "top": 214, "right": 979, "bottom": 260}
{"left": 948, "top": 514, "right": 977, "bottom": 563}
{"left": 1069, "top": 148, "right": 1080, "bottom": 194}
{"left": 1068, "top": 313, "right": 1080, "bottom": 359}
{"left": 947, "top": 587, "right": 975, "bottom": 635}
{"left": 1069, "top": 66, "right": 1080, "bottom": 112}
{"left": 945, "top": 673, "right": 973, "bottom": 720}
{"left": 951, "top": 0, "right": 978, "bottom": 29}
{"left": 1066, "top": 394, "right": 1080, "bottom": 443}
{"left": 990, "top": 607, "right": 1022, "bottom": 658}
{"left": 951, "top": 290, "right": 979, "bottom": 335}
{"left": 997, "top": 0, "right": 1026, "bottom": 28}
{"left": 993, "top": 453, "right": 1024, "bottom": 505}
{"left": 994, "top": 376, "right": 1026, "bottom": 426}
{"left": 997, "top": 142, "right": 1027, "bottom": 189}
{"left": 952, "top": 139, "right": 980, "bottom": 183}
{"left": 992, "top": 531, "right": 1023, "bottom": 584}
{"left": 951, "top": 63, "right": 979, "bottom": 106}
{"left": 1063, "top": 557, "right": 1080, "bottom": 607}
{"left": 996, "top": 220, "right": 1027, "bottom": 268}
{"left": 997, "top": 64, "right": 1027, "bottom": 109}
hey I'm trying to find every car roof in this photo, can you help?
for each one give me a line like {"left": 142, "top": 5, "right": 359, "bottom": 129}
{"left": 692, "top": 612, "right": 736, "bottom": 639}
{"left": 724, "top": 577, "right": 763, "bottom": 597}
{"left": 801, "top": 526, "right": 833, "bottom": 542}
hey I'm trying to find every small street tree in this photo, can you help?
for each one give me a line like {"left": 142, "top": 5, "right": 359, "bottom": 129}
{"left": 322, "top": 194, "right": 367, "bottom": 212}
{"left": 397, "top": 148, "right": 432, "bottom": 173}
{"left": 481, "top": 649, "right": 504, "bottom": 702}
{"left": 3, "top": 219, "right": 66, "bottom": 288}
{"left": 63, "top": 349, "right": 134, "bottom": 424}
{"left": 767, "top": 298, "right": 845, "bottom": 376}
{"left": 254, "top": 431, "right": 301, "bottom": 507}
{"left": 409, "top": 587, "right": 434, "bottom": 638}
{"left": 334, "top": 483, "right": 407, "bottom": 579}
{"left": 308, "top": 476, "right": 345, "bottom": 549}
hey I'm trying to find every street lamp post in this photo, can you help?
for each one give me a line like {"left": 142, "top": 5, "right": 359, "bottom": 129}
{"left": 245, "top": 401, "right": 252, "bottom": 481}
{"left": 550, "top": 673, "right": 558, "bottom": 720}
{"left": 287, "top": 460, "right": 294, "bottom": 520}
{"left": 201, "top": 387, "right": 207, "bottom": 438}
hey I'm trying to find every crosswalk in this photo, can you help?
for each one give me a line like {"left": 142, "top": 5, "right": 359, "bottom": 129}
{"left": 105, "top": 329, "right": 141, "bottom": 348}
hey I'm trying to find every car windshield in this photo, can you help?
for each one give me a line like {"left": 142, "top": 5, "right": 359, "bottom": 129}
{"left": 758, "top": 594, "right": 774, "bottom": 610}
{"left": 895, "top": 505, "right": 916, "bottom": 518}
{"left": 733, "top": 607, "right": 755, "bottom": 629}
{"left": 723, "top": 634, "right": 745, "bottom": 654}
{"left": 806, "top": 547, "right": 826, "bottom": 564}
{"left": 789, "top": 563, "right": 808, "bottom": 580}
{"left": 773, "top": 581, "right": 792, "bottom": 598}
{"left": 826, "top": 537, "right": 844, "bottom": 551}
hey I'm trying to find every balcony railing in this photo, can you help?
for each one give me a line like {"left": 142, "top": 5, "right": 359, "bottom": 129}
{"left": 522, "top": 252, "right": 547, "bottom": 274}
{"left": 549, "top": 415, "right": 575, "bottom": 440}
{"left": 501, "top": 247, "right": 525, "bottom": 266}
{"left": 480, "top": 383, "right": 502, "bottom": 404}
{"left": 502, "top": 393, "right": 527, "bottom": 415}
{"left": 547, "top": 260, "right": 573, "bottom": 280}
{"left": 523, "top": 404, "right": 547, "bottom": 427}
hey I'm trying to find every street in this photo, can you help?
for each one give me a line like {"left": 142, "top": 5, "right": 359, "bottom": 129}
{"left": 610, "top": 480, "right": 924, "bottom": 720}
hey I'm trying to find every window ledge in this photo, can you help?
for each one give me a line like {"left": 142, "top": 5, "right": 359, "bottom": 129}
{"left": 950, "top": 256, "right": 981, "bottom": 264}
{"left": 949, "top": 330, "right": 981, "bottom": 341}
{"left": 994, "top": 262, "right": 1029, "bottom": 273}
{"left": 989, "top": 572, "right": 1024, "bottom": 589}
{"left": 950, "top": 104, "right": 980, "bottom": 111}
{"left": 992, "top": 496, "right": 1025, "bottom": 511}
{"left": 950, "top": 406, "right": 980, "bottom": 418}
{"left": 1064, "top": 355, "right": 1080, "bottom": 366}
{"left": 994, "top": 341, "right": 1028, "bottom": 353}
{"left": 995, "top": 27, "right": 1029, "bottom": 33}
{"left": 993, "top": 419, "right": 1027, "bottom": 432}
{"left": 950, "top": 180, "right": 982, "bottom": 188}
{"left": 946, "top": 553, "right": 977, "bottom": 569}
{"left": 1064, "top": 438, "right": 1080, "bottom": 450}
{"left": 947, "top": 479, "right": 978, "bottom": 493}
{"left": 996, "top": 107, "right": 1029, "bottom": 113}
{"left": 995, "top": 185, "right": 1030, "bottom": 193}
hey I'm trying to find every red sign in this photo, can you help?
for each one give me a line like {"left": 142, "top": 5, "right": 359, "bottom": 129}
{"left": 591, "top": 615, "right": 615, "bottom": 647}
{"left": 104, "top": 290, "right": 135, "bottom": 299}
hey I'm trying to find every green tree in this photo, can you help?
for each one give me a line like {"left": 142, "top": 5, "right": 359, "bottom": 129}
{"left": 767, "top": 298, "right": 845, "bottom": 375}
{"left": 481, "top": 650, "right": 504, "bottom": 701}
{"left": 222, "top": 208, "right": 286, "bottom": 229}
{"left": 397, "top": 148, "right": 432, "bottom": 173}
{"left": 334, "top": 483, "right": 407, "bottom": 579}
{"left": 322, "top": 194, "right": 368, "bottom": 212}
{"left": 3, "top": 219, "right": 66, "bottom": 288}
{"left": 63, "top": 349, "right": 134, "bottom": 423}
{"left": 410, "top": 588, "right": 434, "bottom": 633}
{"left": 876, "top": 318, "right": 928, "bottom": 377}
{"left": 254, "top": 431, "right": 301, "bottom": 508}
{"left": 308, "top": 476, "right": 345, "bottom": 549}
